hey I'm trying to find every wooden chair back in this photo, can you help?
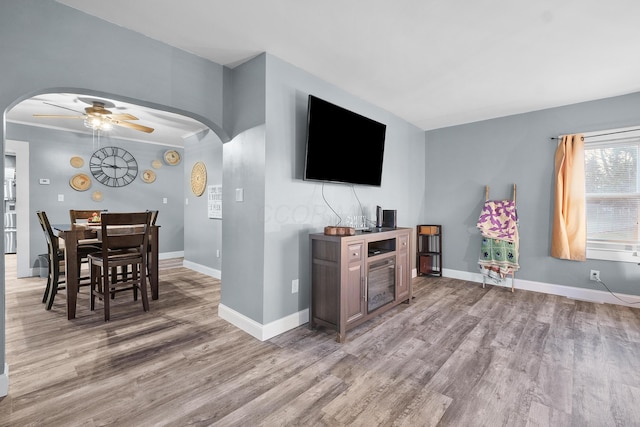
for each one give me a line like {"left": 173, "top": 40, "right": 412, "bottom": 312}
{"left": 89, "top": 212, "right": 152, "bottom": 320}
{"left": 36, "top": 211, "right": 66, "bottom": 309}
{"left": 148, "top": 210, "right": 159, "bottom": 226}
{"left": 36, "top": 211, "right": 60, "bottom": 254}
{"left": 98, "top": 212, "right": 151, "bottom": 256}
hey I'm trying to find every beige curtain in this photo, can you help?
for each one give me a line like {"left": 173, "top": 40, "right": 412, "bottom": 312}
{"left": 551, "top": 134, "right": 586, "bottom": 260}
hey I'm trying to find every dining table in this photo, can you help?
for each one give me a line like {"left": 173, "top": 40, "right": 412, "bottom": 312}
{"left": 53, "top": 222, "right": 160, "bottom": 320}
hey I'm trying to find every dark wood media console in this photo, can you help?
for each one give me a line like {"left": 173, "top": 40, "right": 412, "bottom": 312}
{"left": 309, "top": 227, "right": 412, "bottom": 343}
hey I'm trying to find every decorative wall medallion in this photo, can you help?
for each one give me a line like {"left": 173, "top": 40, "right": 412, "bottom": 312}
{"left": 142, "top": 169, "right": 156, "bottom": 183}
{"left": 92, "top": 191, "right": 103, "bottom": 202}
{"left": 190, "top": 161, "right": 207, "bottom": 196}
{"left": 70, "top": 156, "right": 84, "bottom": 168}
{"left": 151, "top": 159, "right": 163, "bottom": 169}
{"left": 163, "top": 149, "right": 181, "bottom": 166}
{"left": 70, "top": 173, "right": 91, "bottom": 191}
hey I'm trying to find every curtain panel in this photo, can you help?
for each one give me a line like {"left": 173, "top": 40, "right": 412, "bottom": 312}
{"left": 551, "top": 134, "right": 586, "bottom": 261}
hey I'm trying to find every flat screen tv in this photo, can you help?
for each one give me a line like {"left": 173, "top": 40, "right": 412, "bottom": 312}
{"left": 303, "top": 95, "right": 386, "bottom": 186}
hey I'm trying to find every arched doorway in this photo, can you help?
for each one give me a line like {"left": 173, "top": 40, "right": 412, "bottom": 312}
{"left": 4, "top": 89, "right": 224, "bottom": 284}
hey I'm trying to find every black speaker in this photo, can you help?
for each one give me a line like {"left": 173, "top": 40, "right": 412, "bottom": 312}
{"left": 376, "top": 205, "right": 383, "bottom": 228}
{"left": 382, "top": 210, "right": 397, "bottom": 228}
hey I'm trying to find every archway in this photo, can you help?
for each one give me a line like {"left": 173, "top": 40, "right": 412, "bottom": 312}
{"left": 4, "top": 88, "right": 225, "bottom": 299}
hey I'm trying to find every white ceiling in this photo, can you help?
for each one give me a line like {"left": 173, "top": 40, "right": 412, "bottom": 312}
{"left": 9, "top": 1, "right": 640, "bottom": 141}
{"left": 7, "top": 93, "right": 208, "bottom": 147}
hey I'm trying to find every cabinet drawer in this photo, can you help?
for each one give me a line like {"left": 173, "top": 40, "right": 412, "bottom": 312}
{"left": 347, "top": 244, "right": 363, "bottom": 262}
{"left": 398, "top": 235, "right": 409, "bottom": 252}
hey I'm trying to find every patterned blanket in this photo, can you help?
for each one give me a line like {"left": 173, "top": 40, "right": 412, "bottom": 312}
{"left": 476, "top": 200, "right": 518, "bottom": 242}
{"left": 477, "top": 199, "right": 520, "bottom": 278}
{"left": 478, "top": 236, "right": 519, "bottom": 277}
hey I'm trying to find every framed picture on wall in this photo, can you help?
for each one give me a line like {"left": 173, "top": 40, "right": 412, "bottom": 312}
{"left": 208, "top": 184, "right": 222, "bottom": 219}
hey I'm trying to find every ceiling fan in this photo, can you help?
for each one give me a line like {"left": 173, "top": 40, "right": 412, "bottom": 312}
{"left": 33, "top": 99, "right": 155, "bottom": 134}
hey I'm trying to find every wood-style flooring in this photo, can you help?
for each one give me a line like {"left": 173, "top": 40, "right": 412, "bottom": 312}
{"left": 1, "top": 254, "right": 640, "bottom": 426}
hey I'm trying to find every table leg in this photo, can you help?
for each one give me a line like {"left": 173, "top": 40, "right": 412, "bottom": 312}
{"left": 150, "top": 226, "right": 159, "bottom": 300}
{"left": 63, "top": 230, "right": 80, "bottom": 320}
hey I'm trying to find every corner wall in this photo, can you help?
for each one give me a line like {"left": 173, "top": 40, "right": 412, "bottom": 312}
{"left": 0, "top": 0, "right": 227, "bottom": 394}
{"left": 183, "top": 130, "right": 223, "bottom": 277}
{"left": 425, "top": 91, "right": 640, "bottom": 296}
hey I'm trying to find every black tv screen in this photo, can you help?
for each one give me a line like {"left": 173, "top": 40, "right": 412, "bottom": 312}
{"left": 303, "top": 95, "right": 386, "bottom": 186}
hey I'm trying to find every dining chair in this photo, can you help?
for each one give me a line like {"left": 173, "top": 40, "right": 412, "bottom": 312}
{"left": 148, "top": 209, "right": 159, "bottom": 226}
{"left": 88, "top": 212, "right": 152, "bottom": 321}
{"left": 36, "top": 211, "right": 65, "bottom": 309}
{"left": 36, "top": 211, "right": 100, "bottom": 310}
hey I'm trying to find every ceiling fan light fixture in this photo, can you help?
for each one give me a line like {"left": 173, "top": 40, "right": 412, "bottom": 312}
{"left": 84, "top": 116, "right": 112, "bottom": 131}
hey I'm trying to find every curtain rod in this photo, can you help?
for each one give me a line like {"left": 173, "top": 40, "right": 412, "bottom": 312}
{"left": 550, "top": 127, "right": 640, "bottom": 141}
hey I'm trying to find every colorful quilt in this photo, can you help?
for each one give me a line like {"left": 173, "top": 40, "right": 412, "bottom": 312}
{"left": 478, "top": 236, "right": 519, "bottom": 277}
{"left": 476, "top": 200, "right": 518, "bottom": 242}
{"left": 477, "top": 199, "right": 520, "bottom": 278}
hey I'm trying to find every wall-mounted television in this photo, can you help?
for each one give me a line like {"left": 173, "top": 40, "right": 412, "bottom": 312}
{"left": 303, "top": 95, "right": 386, "bottom": 187}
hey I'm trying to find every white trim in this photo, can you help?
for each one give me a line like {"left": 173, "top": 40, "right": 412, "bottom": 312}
{"left": 586, "top": 248, "right": 640, "bottom": 263}
{"left": 583, "top": 125, "right": 640, "bottom": 142}
{"left": 218, "top": 303, "right": 310, "bottom": 341}
{"left": 5, "top": 119, "right": 186, "bottom": 148}
{"left": 0, "top": 363, "right": 8, "bottom": 397}
{"left": 442, "top": 268, "right": 640, "bottom": 307}
{"left": 27, "top": 250, "right": 185, "bottom": 278}
{"left": 182, "top": 259, "right": 221, "bottom": 279}
{"left": 6, "top": 140, "right": 29, "bottom": 278}
{"left": 159, "top": 251, "right": 184, "bottom": 260}
{"left": 411, "top": 267, "right": 417, "bottom": 278}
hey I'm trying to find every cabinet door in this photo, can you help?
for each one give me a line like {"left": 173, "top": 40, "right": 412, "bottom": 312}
{"left": 396, "top": 234, "right": 410, "bottom": 300}
{"left": 346, "top": 243, "right": 365, "bottom": 323}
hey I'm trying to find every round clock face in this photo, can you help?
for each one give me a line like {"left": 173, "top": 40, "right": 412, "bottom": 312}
{"left": 90, "top": 146, "right": 138, "bottom": 187}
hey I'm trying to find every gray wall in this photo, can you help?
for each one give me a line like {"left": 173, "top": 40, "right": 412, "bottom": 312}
{"left": 0, "top": 0, "right": 226, "bottom": 382}
{"left": 227, "top": 55, "right": 427, "bottom": 324}
{"left": 184, "top": 130, "right": 223, "bottom": 271}
{"left": 7, "top": 123, "right": 185, "bottom": 266}
{"left": 221, "top": 56, "right": 267, "bottom": 322}
{"left": 425, "top": 91, "right": 640, "bottom": 296}
{"left": 219, "top": 54, "right": 427, "bottom": 325}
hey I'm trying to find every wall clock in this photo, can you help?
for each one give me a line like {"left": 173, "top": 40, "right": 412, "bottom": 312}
{"left": 90, "top": 146, "right": 138, "bottom": 187}
{"left": 190, "top": 161, "right": 207, "bottom": 196}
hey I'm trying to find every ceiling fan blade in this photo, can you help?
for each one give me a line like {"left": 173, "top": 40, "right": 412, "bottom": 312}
{"left": 113, "top": 120, "right": 155, "bottom": 133}
{"left": 43, "top": 101, "right": 85, "bottom": 114}
{"left": 32, "top": 114, "right": 84, "bottom": 119}
{"left": 108, "top": 113, "right": 139, "bottom": 121}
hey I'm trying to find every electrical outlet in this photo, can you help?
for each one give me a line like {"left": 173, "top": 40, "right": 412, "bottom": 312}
{"left": 292, "top": 279, "right": 299, "bottom": 294}
{"left": 590, "top": 270, "right": 600, "bottom": 281}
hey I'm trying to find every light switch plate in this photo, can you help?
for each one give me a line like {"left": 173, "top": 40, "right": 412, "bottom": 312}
{"left": 58, "top": 194, "right": 64, "bottom": 202}
{"left": 39, "top": 178, "right": 50, "bottom": 185}
{"left": 235, "top": 188, "right": 244, "bottom": 202}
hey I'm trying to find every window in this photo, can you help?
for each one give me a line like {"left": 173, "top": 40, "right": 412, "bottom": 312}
{"left": 584, "top": 127, "right": 640, "bottom": 262}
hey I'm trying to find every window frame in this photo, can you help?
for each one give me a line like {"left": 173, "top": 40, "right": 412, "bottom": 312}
{"left": 583, "top": 126, "right": 640, "bottom": 263}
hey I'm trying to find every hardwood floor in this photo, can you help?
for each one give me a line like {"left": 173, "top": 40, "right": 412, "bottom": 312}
{"left": 1, "top": 254, "right": 640, "bottom": 426}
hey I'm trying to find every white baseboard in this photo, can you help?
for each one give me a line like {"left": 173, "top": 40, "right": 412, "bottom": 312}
{"left": 0, "top": 364, "right": 8, "bottom": 397}
{"left": 28, "top": 251, "right": 185, "bottom": 278}
{"left": 159, "top": 251, "right": 184, "bottom": 260}
{"left": 218, "top": 303, "right": 309, "bottom": 341}
{"left": 182, "top": 260, "right": 221, "bottom": 279}
{"left": 442, "top": 268, "right": 640, "bottom": 307}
